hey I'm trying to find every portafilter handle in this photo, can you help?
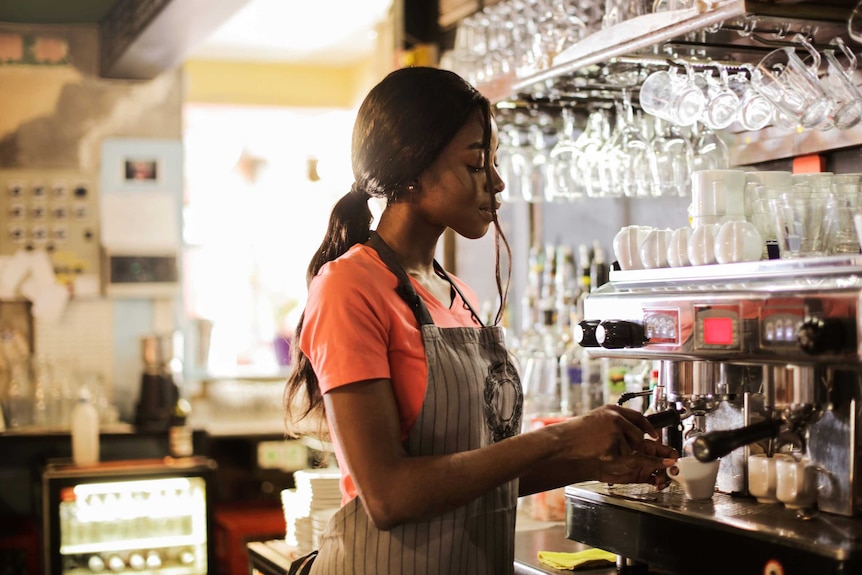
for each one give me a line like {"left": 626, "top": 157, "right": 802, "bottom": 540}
{"left": 646, "top": 408, "right": 682, "bottom": 430}
{"left": 692, "top": 419, "right": 783, "bottom": 462}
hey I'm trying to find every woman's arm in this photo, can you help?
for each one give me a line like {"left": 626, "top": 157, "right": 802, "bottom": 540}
{"left": 325, "top": 378, "right": 674, "bottom": 531}
{"left": 518, "top": 440, "right": 678, "bottom": 496}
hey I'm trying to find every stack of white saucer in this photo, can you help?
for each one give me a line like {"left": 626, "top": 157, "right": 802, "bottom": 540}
{"left": 282, "top": 468, "right": 341, "bottom": 555}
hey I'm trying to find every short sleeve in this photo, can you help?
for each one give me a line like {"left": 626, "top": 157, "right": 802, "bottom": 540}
{"left": 300, "top": 261, "right": 392, "bottom": 393}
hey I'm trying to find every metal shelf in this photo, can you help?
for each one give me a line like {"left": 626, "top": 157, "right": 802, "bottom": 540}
{"left": 605, "top": 254, "right": 862, "bottom": 290}
{"left": 479, "top": 0, "right": 862, "bottom": 165}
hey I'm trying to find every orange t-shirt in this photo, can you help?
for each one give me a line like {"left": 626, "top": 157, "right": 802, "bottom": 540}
{"left": 299, "top": 243, "right": 481, "bottom": 502}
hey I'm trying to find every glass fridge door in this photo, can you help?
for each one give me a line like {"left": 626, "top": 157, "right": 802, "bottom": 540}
{"left": 43, "top": 458, "right": 215, "bottom": 575}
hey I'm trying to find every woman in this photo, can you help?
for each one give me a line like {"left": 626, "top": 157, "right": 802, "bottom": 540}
{"left": 284, "top": 67, "right": 677, "bottom": 575}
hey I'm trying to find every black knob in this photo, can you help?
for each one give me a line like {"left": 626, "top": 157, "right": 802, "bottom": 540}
{"left": 797, "top": 316, "right": 856, "bottom": 355}
{"left": 646, "top": 408, "right": 681, "bottom": 430}
{"left": 574, "top": 320, "right": 601, "bottom": 347}
{"left": 692, "top": 419, "right": 783, "bottom": 462}
{"left": 595, "top": 320, "right": 646, "bottom": 349}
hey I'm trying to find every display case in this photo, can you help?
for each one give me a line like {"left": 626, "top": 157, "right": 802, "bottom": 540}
{"left": 42, "top": 457, "right": 217, "bottom": 575}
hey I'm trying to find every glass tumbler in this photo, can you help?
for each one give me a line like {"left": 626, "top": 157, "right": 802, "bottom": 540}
{"left": 771, "top": 191, "right": 830, "bottom": 258}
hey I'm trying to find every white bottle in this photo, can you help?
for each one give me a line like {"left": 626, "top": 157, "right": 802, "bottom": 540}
{"left": 71, "top": 388, "right": 100, "bottom": 465}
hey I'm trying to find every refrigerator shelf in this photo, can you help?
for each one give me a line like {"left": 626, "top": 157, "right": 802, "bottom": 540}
{"left": 60, "top": 534, "right": 206, "bottom": 555}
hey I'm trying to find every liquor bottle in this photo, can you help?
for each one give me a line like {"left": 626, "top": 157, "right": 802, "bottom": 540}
{"left": 590, "top": 240, "right": 610, "bottom": 292}
{"left": 169, "top": 398, "right": 193, "bottom": 458}
{"left": 575, "top": 243, "right": 592, "bottom": 323}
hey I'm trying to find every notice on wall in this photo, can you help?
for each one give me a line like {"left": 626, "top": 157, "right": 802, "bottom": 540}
{"left": 100, "top": 192, "right": 178, "bottom": 251}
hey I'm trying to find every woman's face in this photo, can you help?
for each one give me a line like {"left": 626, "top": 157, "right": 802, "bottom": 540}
{"left": 414, "top": 111, "right": 505, "bottom": 239}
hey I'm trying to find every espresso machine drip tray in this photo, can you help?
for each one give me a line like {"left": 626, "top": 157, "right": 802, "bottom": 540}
{"left": 566, "top": 482, "right": 862, "bottom": 575}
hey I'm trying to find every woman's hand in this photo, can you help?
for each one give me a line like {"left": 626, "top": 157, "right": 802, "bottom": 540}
{"left": 548, "top": 404, "right": 660, "bottom": 461}
{"left": 591, "top": 440, "right": 679, "bottom": 489}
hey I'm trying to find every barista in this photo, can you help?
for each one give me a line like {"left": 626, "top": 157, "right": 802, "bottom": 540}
{"left": 284, "top": 67, "right": 678, "bottom": 575}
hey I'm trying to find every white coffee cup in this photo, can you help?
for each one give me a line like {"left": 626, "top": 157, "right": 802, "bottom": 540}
{"left": 667, "top": 227, "right": 692, "bottom": 268}
{"left": 668, "top": 456, "right": 720, "bottom": 500}
{"left": 639, "top": 228, "right": 673, "bottom": 269}
{"left": 715, "top": 220, "right": 763, "bottom": 264}
{"left": 691, "top": 169, "right": 746, "bottom": 220}
{"left": 688, "top": 223, "right": 721, "bottom": 266}
{"left": 748, "top": 453, "right": 794, "bottom": 504}
{"left": 776, "top": 457, "right": 817, "bottom": 509}
{"left": 613, "top": 225, "right": 654, "bottom": 271}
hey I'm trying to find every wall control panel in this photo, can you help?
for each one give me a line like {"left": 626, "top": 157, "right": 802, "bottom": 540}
{"left": 0, "top": 169, "right": 100, "bottom": 289}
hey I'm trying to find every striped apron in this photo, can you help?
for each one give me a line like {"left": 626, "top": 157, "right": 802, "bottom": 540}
{"left": 308, "top": 232, "right": 523, "bottom": 575}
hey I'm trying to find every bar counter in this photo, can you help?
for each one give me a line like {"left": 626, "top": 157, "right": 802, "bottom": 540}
{"left": 247, "top": 513, "right": 618, "bottom": 575}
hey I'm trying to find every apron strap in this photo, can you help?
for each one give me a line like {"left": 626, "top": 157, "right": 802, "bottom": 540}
{"left": 433, "top": 261, "right": 485, "bottom": 327}
{"left": 367, "top": 232, "right": 435, "bottom": 326}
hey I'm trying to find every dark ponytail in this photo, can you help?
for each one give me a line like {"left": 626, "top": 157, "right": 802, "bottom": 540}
{"left": 284, "top": 185, "right": 372, "bottom": 437}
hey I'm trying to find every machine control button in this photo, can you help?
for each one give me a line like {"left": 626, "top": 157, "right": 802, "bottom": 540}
{"left": 574, "top": 320, "right": 601, "bottom": 348}
{"left": 595, "top": 320, "right": 646, "bottom": 349}
{"left": 797, "top": 316, "right": 856, "bottom": 355}
{"left": 643, "top": 309, "right": 679, "bottom": 344}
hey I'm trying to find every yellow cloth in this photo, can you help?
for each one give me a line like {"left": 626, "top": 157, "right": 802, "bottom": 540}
{"left": 537, "top": 548, "right": 616, "bottom": 571}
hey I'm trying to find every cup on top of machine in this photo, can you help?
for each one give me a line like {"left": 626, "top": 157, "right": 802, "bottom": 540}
{"left": 613, "top": 225, "right": 654, "bottom": 270}
{"left": 687, "top": 223, "right": 721, "bottom": 266}
{"left": 714, "top": 220, "right": 763, "bottom": 264}
{"left": 639, "top": 228, "right": 673, "bottom": 269}
{"left": 667, "top": 227, "right": 692, "bottom": 268}
{"left": 667, "top": 456, "right": 720, "bottom": 500}
{"left": 690, "top": 169, "right": 746, "bottom": 224}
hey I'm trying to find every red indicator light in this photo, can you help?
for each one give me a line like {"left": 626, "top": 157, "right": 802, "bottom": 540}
{"left": 703, "top": 317, "right": 734, "bottom": 345}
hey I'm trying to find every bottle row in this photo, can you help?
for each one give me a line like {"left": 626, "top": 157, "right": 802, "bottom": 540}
{"left": 61, "top": 546, "right": 199, "bottom": 573}
{"left": 60, "top": 487, "right": 204, "bottom": 547}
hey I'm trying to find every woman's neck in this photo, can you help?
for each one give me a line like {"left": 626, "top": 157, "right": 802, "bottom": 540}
{"left": 375, "top": 210, "right": 443, "bottom": 277}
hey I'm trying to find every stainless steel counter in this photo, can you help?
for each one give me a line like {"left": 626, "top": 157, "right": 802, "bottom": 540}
{"left": 566, "top": 481, "right": 862, "bottom": 575}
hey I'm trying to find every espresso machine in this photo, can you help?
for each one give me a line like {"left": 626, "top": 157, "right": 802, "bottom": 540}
{"left": 569, "top": 255, "right": 862, "bottom": 574}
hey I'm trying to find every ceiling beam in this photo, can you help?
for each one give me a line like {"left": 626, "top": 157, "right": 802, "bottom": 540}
{"left": 100, "top": 0, "right": 253, "bottom": 79}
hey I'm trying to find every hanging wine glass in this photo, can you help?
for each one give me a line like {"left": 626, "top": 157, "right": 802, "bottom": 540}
{"left": 690, "top": 122, "right": 730, "bottom": 172}
{"left": 506, "top": 123, "right": 535, "bottom": 203}
{"left": 580, "top": 109, "right": 612, "bottom": 198}
{"left": 619, "top": 90, "right": 656, "bottom": 198}
{"left": 529, "top": 122, "right": 552, "bottom": 203}
{"left": 548, "top": 107, "right": 584, "bottom": 202}
{"left": 496, "top": 125, "right": 523, "bottom": 203}
{"left": 651, "top": 117, "right": 693, "bottom": 197}
{"left": 598, "top": 102, "right": 625, "bottom": 198}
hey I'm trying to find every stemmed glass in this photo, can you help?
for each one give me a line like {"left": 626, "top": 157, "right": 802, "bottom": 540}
{"left": 597, "top": 106, "right": 625, "bottom": 198}
{"left": 690, "top": 123, "right": 729, "bottom": 172}
{"left": 580, "top": 109, "right": 612, "bottom": 198}
{"left": 496, "top": 125, "right": 523, "bottom": 203}
{"left": 502, "top": 124, "right": 534, "bottom": 203}
{"left": 548, "top": 107, "right": 584, "bottom": 202}
{"left": 528, "top": 123, "right": 553, "bottom": 203}
{"left": 651, "top": 117, "right": 693, "bottom": 197}
{"left": 617, "top": 91, "right": 655, "bottom": 198}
